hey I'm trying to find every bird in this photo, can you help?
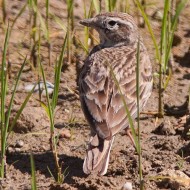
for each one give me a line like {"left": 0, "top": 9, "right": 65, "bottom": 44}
{"left": 79, "top": 12, "right": 152, "bottom": 176}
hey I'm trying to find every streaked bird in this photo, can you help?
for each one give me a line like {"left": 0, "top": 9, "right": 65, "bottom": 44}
{"left": 79, "top": 12, "right": 152, "bottom": 176}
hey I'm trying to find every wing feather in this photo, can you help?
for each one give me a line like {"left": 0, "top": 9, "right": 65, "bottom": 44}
{"left": 79, "top": 44, "right": 152, "bottom": 139}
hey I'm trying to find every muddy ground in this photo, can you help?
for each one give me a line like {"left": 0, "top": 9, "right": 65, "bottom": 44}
{"left": 0, "top": 0, "right": 190, "bottom": 189}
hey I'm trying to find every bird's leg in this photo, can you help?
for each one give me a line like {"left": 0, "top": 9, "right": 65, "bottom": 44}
{"left": 125, "top": 128, "right": 135, "bottom": 147}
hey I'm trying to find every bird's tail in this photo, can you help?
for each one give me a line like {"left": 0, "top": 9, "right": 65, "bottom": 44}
{"left": 83, "top": 134, "right": 115, "bottom": 176}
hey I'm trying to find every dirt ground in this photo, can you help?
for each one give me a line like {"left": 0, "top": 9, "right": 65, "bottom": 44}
{"left": 0, "top": 0, "right": 190, "bottom": 189}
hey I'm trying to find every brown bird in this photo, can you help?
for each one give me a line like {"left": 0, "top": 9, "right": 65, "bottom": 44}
{"left": 79, "top": 12, "right": 152, "bottom": 176}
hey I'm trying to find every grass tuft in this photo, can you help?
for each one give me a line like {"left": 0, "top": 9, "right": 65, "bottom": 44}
{"left": 38, "top": 33, "right": 68, "bottom": 183}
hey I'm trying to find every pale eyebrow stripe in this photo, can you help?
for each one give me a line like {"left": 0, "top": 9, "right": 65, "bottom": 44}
{"left": 110, "top": 18, "right": 134, "bottom": 29}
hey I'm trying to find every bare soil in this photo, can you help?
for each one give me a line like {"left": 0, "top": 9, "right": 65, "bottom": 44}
{"left": 0, "top": 1, "right": 190, "bottom": 189}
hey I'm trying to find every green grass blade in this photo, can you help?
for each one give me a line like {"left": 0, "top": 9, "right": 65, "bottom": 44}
{"left": 30, "top": 1, "right": 49, "bottom": 41}
{"left": 165, "top": 0, "right": 188, "bottom": 68}
{"left": 46, "top": 0, "right": 49, "bottom": 23}
{"left": 28, "top": 0, "right": 32, "bottom": 7}
{"left": 36, "top": 99, "right": 51, "bottom": 119}
{"left": 67, "top": 0, "right": 74, "bottom": 15}
{"left": 36, "top": 26, "right": 53, "bottom": 125}
{"left": 83, "top": 0, "right": 93, "bottom": 53}
{"left": 134, "top": 0, "right": 160, "bottom": 62}
{"left": 136, "top": 40, "right": 144, "bottom": 189}
{"left": 51, "top": 33, "right": 67, "bottom": 110}
{"left": 105, "top": 0, "right": 108, "bottom": 11}
{"left": 0, "top": 21, "right": 10, "bottom": 178}
{"left": 75, "top": 36, "right": 89, "bottom": 54}
{"left": 1, "top": 23, "right": 10, "bottom": 129}
{"left": 47, "top": 166, "right": 55, "bottom": 179}
{"left": 188, "top": 86, "right": 190, "bottom": 111}
{"left": 66, "top": 0, "right": 74, "bottom": 64}
{"left": 163, "top": 69, "right": 172, "bottom": 90}
{"left": 161, "top": 0, "right": 169, "bottom": 71}
{"left": 5, "top": 57, "right": 27, "bottom": 132}
{"left": 111, "top": 0, "right": 117, "bottom": 11}
{"left": 109, "top": 64, "right": 140, "bottom": 154}
{"left": 87, "top": 1, "right": 94, "bottom": 18}
{"left": 51, "top": 13, "right": 87, "bottom": 54}
{"left": 62, "top": 166, "right": 70, "bottom": 180}
{"left": 10, "top": 2, "right": 27, "bottom": 33}
{"left": 37, "top": 26, "right": 63, "bottom": 183}
{"left": 92, "top": 0, "right": 100, "bottom": 13}
{"left": 136, "top": 40, "right": 141, "bottom": 151}
{"left": 8, "top": 82, "right": 37, "bottom": 133}
{"left": 49, "top": 14, "right": 67, "bottom": 32}
{"left": 39, "top": 59, "right": 54, "bottom": 132}
{"left": 45, "top": 0, "right": 50, "bottom": 42}
{"left": 171, "top": 0, "right": 188, "bottom": 31}
{"left": 30, "top": 154, "right": 37, "bottom": 190}
{"left": 105, "top": 0, "right": 111, "bottom": 11}
{"left": 38, "top": 12, "right": 49, "bottom": 41}
{"left": 83, "top": 0, "right": 87, "bottom": 18}
{"left": 2, "top": 0, "right": 7, "bottom": 23}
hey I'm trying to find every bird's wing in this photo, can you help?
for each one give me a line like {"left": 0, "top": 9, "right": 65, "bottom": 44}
{"left": 79, "top": 45, "right": 152, "bottom": 139}
{"left": 79, "top": 51, "right": 112, "bottom": 139}
{"left": 106, "top": 45, "right": 152, "bottom": 135}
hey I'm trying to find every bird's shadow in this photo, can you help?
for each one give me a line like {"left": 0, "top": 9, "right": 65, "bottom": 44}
{"left": 6, "top": 151, "right": 86, "bottom": 185}
{"left": 174, "top": 48, "right": 190, "bottom": 68}
{"left": 183, "top": 73, "right": 190, "bottom": 80}
{"left": 58, "top": 92, "right": 78, "bottom": 103}
{"left": 164, "top": 96, "right": 189, "bottom": 117}
{"left": 184, "top": 29, "right": 190, "bottom": 38}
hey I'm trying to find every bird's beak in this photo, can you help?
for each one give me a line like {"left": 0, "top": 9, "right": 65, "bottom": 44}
{"left": 79, "top": 18, "right": 99, "bottom": 28}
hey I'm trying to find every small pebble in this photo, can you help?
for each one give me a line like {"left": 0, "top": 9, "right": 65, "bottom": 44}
{"left": 59, "top": 129, "right": 71, "bottom": 139}
{"left": 15, "top": 140, "right": 24, "bottom": 148}
{"left": 152, "top": 10, "right": 163, "bottom": 20}
{"left": 42, "top": 145, "right": 47, "bottom": 150}
{"left": 15, "top": 148, "right": 21, "bottom": 152}
{"left": 121, "top": 182, "right": 133, "bottom": 190}
{"left": 7, "top": 147, "right": 13, "bottom": 153}
{"left": 24, "top": 81, "right": 54, "bottom": 96}
{"left": 139, "top": 17, "right": 145, "bottom": 27}
{"left": 152, "top": 160, "right": 163, "bottom": 167}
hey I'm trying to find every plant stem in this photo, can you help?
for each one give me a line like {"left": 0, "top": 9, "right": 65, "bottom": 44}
{"left": 0, "top": 24, "right": 10, "bottom": 178}
{"left": 136, "top": 40, "right": 143, "bottom": 189}
{"left": 158, "top": 63, "right": 163, "bottom": 117}
{"left": 67, "top": 0, "right": 73, "bottom": 64}
{"left": 141, "top": 0, "right": 146, "bottom": 28}
{"left": 99, "top": 0, "right": 102, "bottom": 12}
{"left": 39, "top": 34, "right": 67, "bottom": 183}
{"left": 2, "top": 0, "right": 6, "bottom": 23}
{"left": 31, "top": 0, "right": 38, "bottom": 68}
{"left": 45, "top": 0, "right": 51, "bottom": 67}
{"left": 30, "top": 154, "right": 37, "bottom": 190}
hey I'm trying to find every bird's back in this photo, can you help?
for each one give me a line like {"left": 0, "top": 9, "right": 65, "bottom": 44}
{"left": 79, "top": 43, "right": 152, "bottom": 138}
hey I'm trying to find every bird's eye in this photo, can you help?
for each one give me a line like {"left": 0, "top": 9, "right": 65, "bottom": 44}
{"left": 108, "top": 20, "right": 117, "bottom": 26}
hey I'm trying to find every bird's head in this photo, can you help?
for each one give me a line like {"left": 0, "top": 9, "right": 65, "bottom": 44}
{"left": 80, "top": 12, "right": 138, "bottom": 47}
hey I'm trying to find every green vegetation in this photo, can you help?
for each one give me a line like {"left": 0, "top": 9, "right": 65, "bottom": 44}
{"left": 134, "top": 0, "right": 188, "bottom": 117}
{"left": 0, "top": 26, "right": 35, "bottom": 178}
{"left": 39, "top": 34, "right": 68, "bottom": 183}
{"left": 0, "top": 0, "right": 189, "bottom": 188}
